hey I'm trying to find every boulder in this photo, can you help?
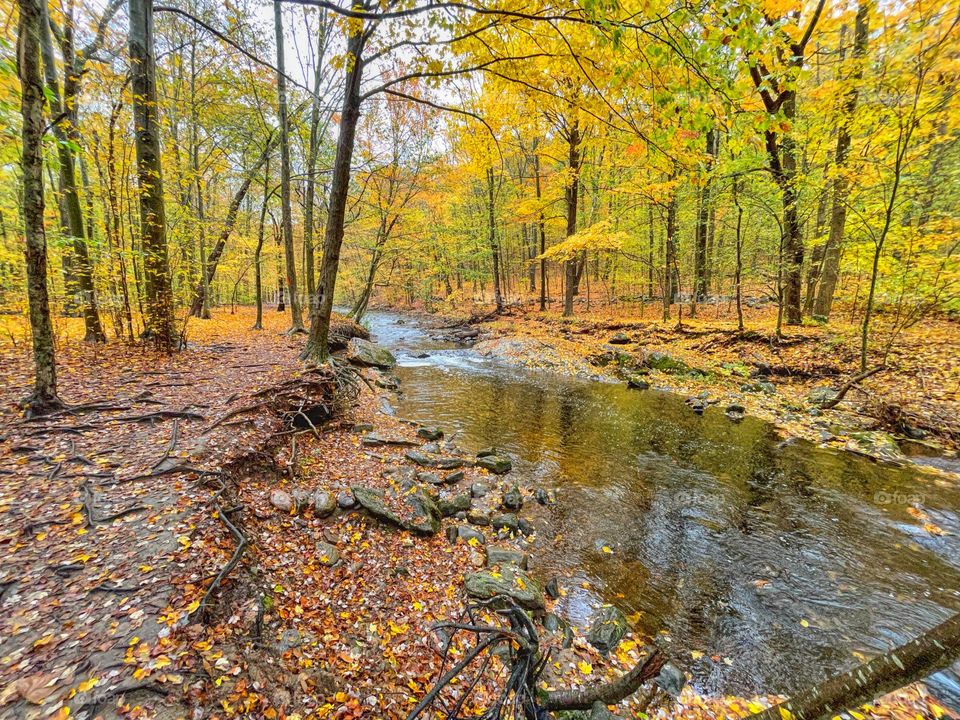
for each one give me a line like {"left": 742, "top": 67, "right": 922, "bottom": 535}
{"left": 626, "top": 374, "right": 650, "bottom": 390}
{"left": 336, "top": 491, "right": 357, "bottom": 510}
{"left": 491, "top": 513, "right": 519, "bottom": 534}
{"left": 456, "top": 525, "right": 487, "bottom": 545}
{"left": 608, "top": 332, "right": 632, "bottom": 345}
{"left": 586, "top": 606, "right": 629, "bottom": 655}
{"left": 446, "top": 470, "right": 465, "bottom": 483}
{"left": 807, "top": 386, "right": 839, "bottom": 406}
{"left": 406, "top": 451, "right": 466, "bottom": 470}
{"left": 312, "top": 489, "right": 337, "bottom": 517}
{"left": 476, "top": 455, "right": 512, "bottom": 475}
{"left": 476, "top": 447, "right": 497, "bottom": 458}
{"left": 417, "top": 426, "right": 444, "bottom": 441}
{"left": 471, "top": 482, "right": 489, "bottom": 498}
{"left": 535, "top": 488, "right": 555, "bottom": 505}
{"left": 467, "top": 508, "right": 492, "bottom": 526}
{"left": 517, "top": 518, "right": 535, "bottom": 536}
{"left": 346, "top": 338, "right": 397, "bottom": 369}
{"left": 373, "top": 374, "right": 400, "bottom": 390}
{"left": 404, "top": 490, "right": 442, "bottom": 535}
{"left": 464, "top": 567, "right": 545, "bottom": 610}
{"left": 437, "top": 493, "right": 471, "bottom": 518}
{"left": 643, "top": 351, "right": 690, "bottom": 374}
{"left": 316, "top": 541, "right": 340, "bottom": 566}
{"left": 352, "top": 486, "right": 403, "bottom": 526}
{"left": 271, "top": 489, "right": 294, "bottom": 513}
{"left": 486, "top": 546, "right": 528, "bottom": 570}
{"left": 502, "top": 486, "right": 523, "bottom": 511}
{"left": 362, "top": 433, "right": 416, "bottom": 447}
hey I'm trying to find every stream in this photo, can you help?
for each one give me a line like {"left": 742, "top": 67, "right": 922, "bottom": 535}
{"left": 364, "top": 310, "right": 960, "bottom": 707}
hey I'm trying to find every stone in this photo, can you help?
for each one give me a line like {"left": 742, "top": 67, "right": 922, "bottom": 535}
{"left": 417, "top": 472, "right": 443, "bottom": 485}
{"left": 543, "top": 613, "right": 561, "bottom": 632}
{"left": 457, "top": 526, "right": 487, "bottom": 545}
{"left": 446, "top": 470, "right": 465, "bottom": 483}
{"left": 486, "top": 546, "right": 528, "bottom": 570}
{"left": 362, "top": 433, "right": 416, "bottom": 447}
{"left": 464, "top": 567, "right": 545, "bottom": 610}
{"left": 270, "top": 489, "right": 294, "bottom": 513}
{"left": 437, "top": 493, "right": 471, "bottom": 518}
{"left": 417, "top": 427, "right": 444, "bottom": 441}
{"left": 502, "top": 486, "right": 523, "bottom": 510}
{"left": 608, "top": 332, "right": 632, "bottom": 345}
{"left": 405, "top": 451, "right": 466, "bottom": 470}
{"left": 476, "top": 455, "right": 512, "bottom": 474}
{"left": 292, "top": 489, "right": 311, "bottom": 512}
{"left": 346, "top": 338, "right": 397, "bottom": 369}
{"left": 590, "top": 701, "right": 618, "bottom": 719}
{"left": 759, "top": 381, "right": 777, "bottom": 394}
{"left": 643, "top": 351, "right": 689, "bottom": 374}
{"left": 312, "top": 490, "right": 337, "bottom": 518}
{"left": 278, "top": 628, "right": 302, "bottom": 652}
{"left": 535, "top": 488, "right": 555, "bottom": 505}
{"left": 807, "top": 386, "right": 839, "bottom": 406}
{"left": 352, "top": 423, "right": 374, "bottom": 433}
{"left": 374, "top": 374, "right": 400, "bottom": 390}
{"left": 471, "top": 482, "right": 489, "bottom": 498}
{"left": 352, "top": 486, "right": 403, "bottom": 526}
{"left": 626, "top": 374, "right": 650, "bottom": 390}
{"left": 726, "top": 403, "right": 745, "bottom": 414}
{"left": 491, "top": 513, "right": 519, "bottom": 534}
{"left": 517, "top": 518, "right": 535, "bottom": 536}
{"left": 404, "top": 490, "right": 442, "bottom": 535}
{"left": 476, "top": 447, "right": 497, "bottom": 458}
{"left": 316, "top": 541, "right": 340, "bottom": 566}
{"left": 336, "top": 491, "right": 356, "bottom": 509}
{"left": 467, "top": 508, "right": 491, "bottom": 526}
{"left": 545, "top": 577, "right": 560, "bottom": 599}
{"left": 656, "top": 663, "right": 687, "bottom": 696}
{"left": 586, "top": 606, "right": 629, "bottom": 655}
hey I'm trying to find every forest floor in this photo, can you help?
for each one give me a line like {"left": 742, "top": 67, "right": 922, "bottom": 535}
{"left": 412, "top": 296, "right": 960, "bottom": 474}
{"left": 0, "top": 307, "right": 956, "bottom": 720}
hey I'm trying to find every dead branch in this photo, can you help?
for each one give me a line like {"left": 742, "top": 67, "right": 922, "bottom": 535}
{"left": 818, "top": 366, "right": 886, "bottom": 409}
{"left": 542, "top": 647, "right": 666, "bottom": 711}
{"left": 192, "top": 502, "right": 248, "bottom": 620}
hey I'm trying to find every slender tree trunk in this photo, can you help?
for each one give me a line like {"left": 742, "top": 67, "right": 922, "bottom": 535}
{"left": 39, "top": 2, "right": 105, "bottom": 342}
{"left": 647, "top": 205, "right": 655, "bottom": 298}
{"left": 733, "top": 179, "right": 745, "bottom": 332}
{"left": 534, "top": 152, "right": 547, "bottom": 312}
{"left": 815, "top": 0, "right": 870, "bottom": 320}
{"left": 748, "top": 612, "right": 960, "bottom": 720}
{"left": 274, "top": 1, "right": 303, "bottom": 332}
{"left": 303, "top": 23, "right": 366, "bottom": 361}
{"left": 693, "top": 128, "right": 716, "bottom": 303}
{"left": 303, "top": 16, "right": 327, "bottom": 301}
{"left": 562, "top": 120, "right": 581, "bottom": 317}
{"left": 487, "top": 167, "right": 504, "bottom": 313}
{"left": 253, "top": 163, "right": 270, "bottom": 330}
{"left": 130, "top": 0, "right": 176, "bottom": 350}
{"left": 663, "top": 188, "right": 677, "bottom": 323}
{"left": 17, "top": 0, "right": 63, "bottom": 414}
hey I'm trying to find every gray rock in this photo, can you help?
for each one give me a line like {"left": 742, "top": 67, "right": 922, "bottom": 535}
{"left": 336, "top": 491, "right": 357, "bottom": 510}
{"left": 417, "top": 427, "right": 444, "bottom": 441}
{"left": 476, "top": 455, "right": 512, "bottom": 474}
{"left": 457, "top": 526, "right": 487, "bottom": 545}
{"left": 313, "top": 489, "right": 337, "bottom": 517}
{"left": 586, "top": 606, "right": 629, "bottom": 655}
{"left": 437, "top": 493, "right": 471, "bottom": 517}
{"left": 346, "top": 338, "right": 397, "bottom": 369}
{"left": 404, "top": 490, "right": 442, "bottom": 535}
{"left": 352, "top": 423, "right": 374, "bottom": 433}
{"left": 352, "top": 486, "right": 403, "bottom": 526}
{"left": 362, "top": 433, "right": 416, "bottom": 447}
{"left": 626, "top": 374, "right": 650, "bottom": 390}
{"left": 590, "top": 701, "right": 618, "bottom": 719}
{"left": 656, "top": 663, "right": 687, "bottom": 696}
{"left": 491, "top": 513, "right": 519, "bottom": 534}
{"left": 759, "top": 381, "right": 777, "bottom": 394}
{"left": 406, "top": 451, "right": 466, "bottom": 470}
{"left": 502, "top": 486, "right": 523, "bottom": 510}
{"left": 278, "top": 628, "right": 302, "bottom": 652}
{"left": 517, "top": 518, "right": 535, "bottom": 536}
{"left": 374, "top": 374, "right": 400, "bottom": 390}
{"left": 608, "top": 332, "right": 632, "bottom": 345}
{"left": 417, "top": 471, "right": 443, "bottom": 485}
{"left": 644, "top": 351, "right": 690, "bottom": 374}
{"left": 467, "top": 508, "right": 492, "bottom": 526}
{"left": 464, "top": 566, "right": 545, "bottom": 610}
{"left": 271, "top": 489, "right": 294, "bottom": 513}
{"left": 476, "top": 447, "right": 497, "bottom": 458}
{"left": 316, "top": 541, "right": 340, "bottom": 566}
{"left": 545, "top": 577, "right": 559, "bottom": 599}
{"left": 446, "top": 470, "right": 465, "bottom": 483}
{"left": 471, "top": 482, "right": 489, "bottom": 498}
{"left": 808, "top": 386, "right": 838, "bottom": 406}
{"left": 535, "top": 488, "right": 555, "bottom": 505}
{"left": 486, "top": 546, "right": 528, "bottom": 570}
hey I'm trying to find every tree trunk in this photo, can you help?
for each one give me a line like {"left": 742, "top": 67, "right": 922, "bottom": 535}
{"left": 534, "top": 152, "right": 547, "bottom": 312}
{"left": 130, "top": 0, "right": 176, "bottom": 350}
{"left": 303, "top": 16, "right": 328, "bottom": 300}
{"left": 693, "top": 128, "right": 716, "bottom": 303}
{"left": 487, "top": 167, "right": 504, "bottom": 313}
{"left": 747, "top": 612, "right": 960, "bottom": 720}
{"left": 562, "top": 120, "right": 582, "bottom": 317}
{"left": 663, "top": 189, "right": 677, "bottom": 323}
{"left": 274, "top": 1, "right": 304, "bottom": 332}
{"left": 17, "top": 0, "right": 62, "bottom": 414}
{"left": 814, "top": 0, "right": 870, "bottom": 320}
{"left": 303, "top": 23, "right": 366, "bottom": 361}
{"left": 253, "top": 165, "right": 270, "bottom": 330}
{"left": 39, "top": 1, "right": 106, "bottom": 342}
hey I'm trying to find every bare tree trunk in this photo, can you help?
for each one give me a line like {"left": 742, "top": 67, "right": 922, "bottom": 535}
{"left": 303, "top": 15, "right": 328, "bottom": 301}
{"left": 303, "top": 21, "right": 366, "bottom": 361}
{"left": 733, "top": 178, "right": 745, "bottom": 332}
{"left": 17, "top": 0, "right": 63, "bottom": 414}
{"left": 747, "top": 612, "right": 960, "bottom": 720}
{"left": 274, "top": 1, "right": 303, "bottom": 332}
{"left": 534, "top": 152, "right": 547, "bottom": 312}
{"left": 130, "top": 0, "right": 176, "bottom": 350}
{"left": 814, "top": 0, "right": 870, "bottom": 320}
{"left": 693, "top": 128, "right": 716, "bottom": 303}
{"left": 38, "top": 1, "right": 106, "bottom": 342}
{"left": 253, "top": 162, "right": 270, "bottom": 330}
{"left": 487, "top": 167, "right": 504, "bottom": 313}
{"left": 663, "top": 187, "right": 677, "bottom": 323}
{"left": 562, "top": 120, "right": 582, "bottom": 317}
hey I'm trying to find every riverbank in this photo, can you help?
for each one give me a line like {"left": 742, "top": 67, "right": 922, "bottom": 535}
{"left": 394, "top": 300, "right": 960, "bottom": 476}
{"left": 1, "top": 308, "right": 955, "bottom": 719}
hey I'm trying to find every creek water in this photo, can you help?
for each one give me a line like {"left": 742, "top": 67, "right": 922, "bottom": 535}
{"left": 365, "top": 310, "right": 960, "bottom": 706}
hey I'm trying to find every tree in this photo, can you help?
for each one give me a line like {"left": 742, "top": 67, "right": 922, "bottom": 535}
{"left": 17, "top": 0, "right": 63, "bottom": 414}
{"left": 130, "top": 0, "right": 176, "bottom": 350}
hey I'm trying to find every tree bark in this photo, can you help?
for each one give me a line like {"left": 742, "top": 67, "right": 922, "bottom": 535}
{"left": 274, "top": 1, "right": 304, "bottom": 332}
{"left": 543, "top": 647, "right": 665, "bottom": 711}
{"left": 17, "top": 0, "right": 63, "bottom": 414}
{"left": 747, "top": 612, "right": 960, "bottom": 720}
{"left": 533, "top": 152, "right": 547, "bottom": 312}
{"left": 814, "top": 0, "right": 870, "bottom": 320}
{"left": 562, "top": 119, "right": 582, "bottom": 317}
{"left": 487, "top": 167, "right": 504, "bottom": 313}
{"left": 130, "top": 0, "right": 176, "bottom": 350}
{"left": 303, "top": 20, "right": 367, "bottom": 361}
{"left": 303, "top": 15, "right": 328, "bottom": 300}
{"left": 693, "top": 128, "right": 717, "bottom": 303}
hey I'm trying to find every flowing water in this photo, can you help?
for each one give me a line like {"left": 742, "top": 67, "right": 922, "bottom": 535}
{"left": 365, "top": 311, "right": 960, "bottom": 705}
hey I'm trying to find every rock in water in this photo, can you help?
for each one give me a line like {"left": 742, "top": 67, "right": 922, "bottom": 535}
{"left": 502, "top": 486, "right": 523, "bottom": 510}
{"left": 316, "top": 541, "right": 340, "bottom": 566}
{"left": 476, "top": 455, "right": 512, "bottom": 474}
{"left": 626, "top": 374, "right": 650, "bottom": 390}
{"left": 586, "top": 606, "right": 628, "bottom": 655}
{"left": 486, "top": 546, "right": 528, "bottom": 570}
{"left": 271, "top": 489, "right": 294, "bottom": 513}
{"left": 417, "top": 426, "right": 444, "bottom": 441}
{"left": 312, "top": 489, "right": 337, "bottom": 517}
{"left": 346, "top": 338, "right": 397, "bottom": 369}
{"left": 464, "top": 567, "right": 544, "bottom": 610}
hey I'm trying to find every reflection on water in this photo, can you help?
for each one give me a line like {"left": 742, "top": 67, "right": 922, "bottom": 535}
{"left": 366, "top": 312, "right": 960, "bottom": 701}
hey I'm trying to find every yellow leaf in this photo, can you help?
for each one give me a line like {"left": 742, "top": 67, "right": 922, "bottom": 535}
{"left": 77, "top": 677, "right": 98, "bottom": 692}
{"left": 577, "top": 661, "right": 592, "bottom": 675}
{"left": 800, "top": 619, "right": 810, "bottom": 628}
{"left": 690, "top": 650, "right": 704, "bottom": 660}
{"left": 601, "top": 546, "right": 613, "bottom": 554}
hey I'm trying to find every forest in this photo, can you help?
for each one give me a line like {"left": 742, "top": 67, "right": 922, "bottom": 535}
{"left": 0, "top": 0, "right": 959, "bottom": 717}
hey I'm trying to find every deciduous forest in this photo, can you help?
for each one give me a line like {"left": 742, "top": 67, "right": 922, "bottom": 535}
{"left": 0, "top": 0, "right": 958, "bottom": 717}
